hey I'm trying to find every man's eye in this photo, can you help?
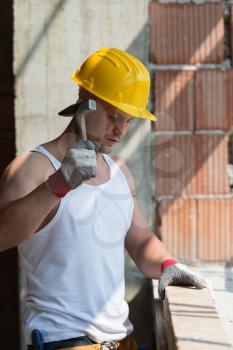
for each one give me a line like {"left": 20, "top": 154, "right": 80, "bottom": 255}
{"left": 127, "top": 119, "right": 134, "bottom": 124}
{"left": 108, "top": 114, "right": 117, "bottom": 120}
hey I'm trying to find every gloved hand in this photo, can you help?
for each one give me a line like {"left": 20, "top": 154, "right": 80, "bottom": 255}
{"left": 47, "top": 140, "right": 100, "bottom": 197}
{"left": 158, "top": 259, "right": 207, "bottom": 299}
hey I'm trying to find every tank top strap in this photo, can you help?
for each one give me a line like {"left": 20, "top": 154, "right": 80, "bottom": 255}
{"left": 31, "top": 145, "right": 61, "bottom": 171}
{"left": 102, "top": 154, "right": 132, "bottom": 194}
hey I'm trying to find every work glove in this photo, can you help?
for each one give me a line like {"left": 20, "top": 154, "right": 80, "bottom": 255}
{"left": 47, "top": 140, "right": 100, "bottom": 197}
{"left": 158, "top": 259, "right": 207, "bottom": 299}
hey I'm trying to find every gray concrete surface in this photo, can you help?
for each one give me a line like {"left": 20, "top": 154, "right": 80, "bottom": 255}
{"left": 193, "top": 264, "right": 233, "bottom": 346}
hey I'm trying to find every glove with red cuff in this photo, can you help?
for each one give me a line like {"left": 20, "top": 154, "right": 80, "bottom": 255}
{"left": 46, "top": 140, "right": 100, "bottom": 198}
{"left": 158, "top": 259, "right": 207, "bottom": 299}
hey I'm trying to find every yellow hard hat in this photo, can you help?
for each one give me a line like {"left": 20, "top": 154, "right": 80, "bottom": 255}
{"left": 71, "top": 48, "right": 157, "bottom": 121}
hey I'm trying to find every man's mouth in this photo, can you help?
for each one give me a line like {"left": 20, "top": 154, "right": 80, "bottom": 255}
{"left": 105, "top": 138, "right": 119, "bottom": 145}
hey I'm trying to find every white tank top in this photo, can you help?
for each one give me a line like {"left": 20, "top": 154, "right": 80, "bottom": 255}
{"left": 18, "top": 146, "right": 134, "bottom": 345}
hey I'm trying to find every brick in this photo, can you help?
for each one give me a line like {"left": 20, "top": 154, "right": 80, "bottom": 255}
{"left": 157, "top": 198, "right": 197, "bottom": 261}
{"left": 195, "top": 134, "right": 229, "bottom": 194}
{"left": 155, "top": 69, "right": 233, "bottom": 131}
{"left": 155, "top": 134, "right": 230, "bottom": 196}
{"left": 158, "top": 197, "right": 233, "bottom": 261}
{"left": 164, "top": 286, "right": 233, "bottom": 349}
{"left": 155, "top": 135, "right": 196, "bottom": 196}
{"left": 149, "top": 2, "right": 224, "bottom": 64}
{"left": 154, "top": 71, "right": 194, "bottom": 131}
{"left": 195, "top": 70, "right": 229, "bottom": 130}
{"left": 197, "top": 199, "right": 233, "bottom": 261}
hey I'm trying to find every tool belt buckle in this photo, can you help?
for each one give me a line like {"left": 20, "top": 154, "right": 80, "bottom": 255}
{"left": 100, "top": 341, "right": 117, "bottom": 350}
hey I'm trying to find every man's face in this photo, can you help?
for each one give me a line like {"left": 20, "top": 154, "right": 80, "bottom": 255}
{"left": 77, "top": 98, "right": 135, "bottom": 154}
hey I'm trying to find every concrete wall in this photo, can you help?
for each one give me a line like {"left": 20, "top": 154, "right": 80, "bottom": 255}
{"left": 14, "top": 1, "right": 153, "bottom": 348}
{"left": 14, "top": 0, "right": 150, "bottom": 150}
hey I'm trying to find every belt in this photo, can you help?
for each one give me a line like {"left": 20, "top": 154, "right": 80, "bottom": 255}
{"left": 28, "top": 331, "right": 123, "bottom": 350}
{"left": 28, "top": 333, "right": 97, "bottom": 350}
{"left": 29, "top": 329, "right": 134, "bottom": 350}
{"left": 60, "top": 341, "right": 121, "bottom": 350}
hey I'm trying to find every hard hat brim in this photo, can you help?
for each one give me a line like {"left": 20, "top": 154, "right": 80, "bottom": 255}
{"left": 58, "top": 101, "right": 157, "bottom": 121}
{"left": 135, "top": 109, "right": 157, "bottom": 122}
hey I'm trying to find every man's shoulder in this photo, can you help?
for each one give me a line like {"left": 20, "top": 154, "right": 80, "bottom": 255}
{"left": 0, "top": 149, "right": 55, "bottom": 202}
{"left": 111, "top": 155, "right": 136, "bottom": 195}
{"left": 7, "top": 149, "right": 55, "bottom": 182}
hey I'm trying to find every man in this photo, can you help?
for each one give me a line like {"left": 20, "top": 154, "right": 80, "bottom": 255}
{"left": 0, "top": 48, "right": 206, "bottom": 349}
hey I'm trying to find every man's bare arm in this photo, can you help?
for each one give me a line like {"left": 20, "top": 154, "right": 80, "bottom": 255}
{"left": 115, "top": 157, "right": 172, "bottom": 279}
{"left": 125, "top": 198, "right": 172, "bottom": 279}
{"left": 0, "top": 152, "right": 60, "bottom": 252}
{"left": 116, "top": 157, "right": 207, "bottom": 296}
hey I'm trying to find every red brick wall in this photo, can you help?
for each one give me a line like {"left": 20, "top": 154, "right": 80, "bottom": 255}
{"left": 0, "top": 1, "right": 19, "bottom": 348}
{"left": 150, "top": 1, "right": 233, "bottom": 262}
{"left": 150, "top": 2, "right": 224, "bottom": 64}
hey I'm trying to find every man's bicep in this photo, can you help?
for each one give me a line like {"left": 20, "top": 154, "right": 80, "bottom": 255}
{"left": 0, "top": 167, "right": 27, "bottom": 208}
{"left": 0, "top": 152, "right": 40, "bottom": 206}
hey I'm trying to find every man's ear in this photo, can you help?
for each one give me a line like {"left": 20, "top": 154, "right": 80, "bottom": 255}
{"left": 79, "top": 87, "right": 96, "bottom": 101}
{"left": 78, "top": 87, "right": 88, "bottom": 100}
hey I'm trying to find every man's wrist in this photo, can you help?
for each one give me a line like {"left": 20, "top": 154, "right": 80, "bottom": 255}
{"left": 160, "top": 258, "right": 177, "bottom": 272}
{"left": 46, "top": 169, "right": 72, "bottom": 198}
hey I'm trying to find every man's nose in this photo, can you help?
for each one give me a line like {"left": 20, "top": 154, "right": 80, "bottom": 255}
{"left": 113, "top": 120, "right": 128, "bottom": 136}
